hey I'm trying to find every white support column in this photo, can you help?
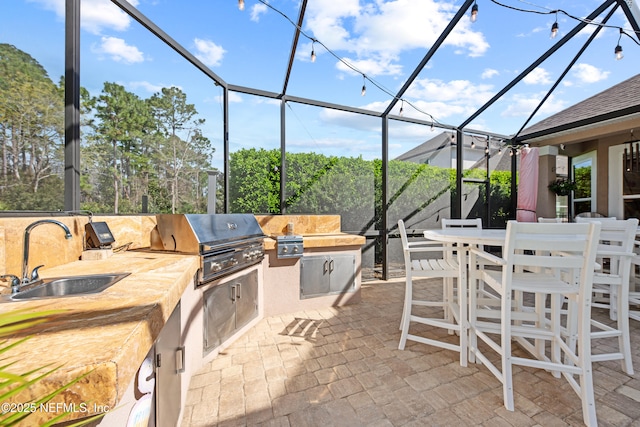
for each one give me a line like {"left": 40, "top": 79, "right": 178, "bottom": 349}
{"left": 207, "top": 170, "right": 220, "bottom": 214}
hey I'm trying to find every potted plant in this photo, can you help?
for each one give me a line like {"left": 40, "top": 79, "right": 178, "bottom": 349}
{"left": 548, "top": 178, "right": 577, "bottom": 196}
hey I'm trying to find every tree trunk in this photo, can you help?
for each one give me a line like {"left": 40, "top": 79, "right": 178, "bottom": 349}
{"left": 113, "top": 139, "right": 119, "bottom": 214}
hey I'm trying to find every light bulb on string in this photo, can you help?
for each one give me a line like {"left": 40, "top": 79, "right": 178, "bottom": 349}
{"left": 470, "top": 1, "right": 478, "bottom": 22}
{"left": 471, "top": 139, "right": 476, "bottom": 149}
{"left": 238, "top": 0, "right": 245, "bottom": 11}
{"left": 550, "top": 21, "right": 559, "bottom": 39}
{"left": 310, "top": 42, "right": 316, "bottom": 63}
{"left": 399, "top": 100, "right": 404, "bottom": 117}
{"left": 615, "top": 28, "right": 624, "bottom": 60}
{"left": 361, "top": 75, "right": 367, "bottom": 96}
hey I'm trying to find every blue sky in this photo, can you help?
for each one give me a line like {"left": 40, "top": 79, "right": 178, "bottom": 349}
{"left": 2, "top": 0, "right": 639, "bottom": 169}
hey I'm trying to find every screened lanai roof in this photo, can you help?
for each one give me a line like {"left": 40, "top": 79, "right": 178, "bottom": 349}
{"left": 5, "top": 0, "right": 639, "bottom": 161}
{"left": 3, "top": 0, "right": 640, "bottom": 281}
{"left": 102, "top": 0, "right": 640, "bottom": 147}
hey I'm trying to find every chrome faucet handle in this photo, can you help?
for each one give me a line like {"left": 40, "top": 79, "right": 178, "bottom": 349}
{"left": 30, "top": 265, "right": 44, "bottom": 282}
{"left": 1, "top": 274, "right": 21, "bottom": 294}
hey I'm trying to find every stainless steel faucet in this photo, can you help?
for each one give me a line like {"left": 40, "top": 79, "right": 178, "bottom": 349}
{"left": 20, "top": 219, "right": 73, "bottom": 289}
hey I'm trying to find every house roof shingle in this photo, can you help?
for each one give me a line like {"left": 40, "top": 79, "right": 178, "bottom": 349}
{"left": 518, "top": 73, "right": 640, "bottom": 141}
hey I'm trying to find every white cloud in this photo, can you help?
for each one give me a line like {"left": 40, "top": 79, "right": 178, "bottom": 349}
{"left": 571, "top": 63, "right": 610, "bottom": 84}
{"left": 93, "top": 36, "right": 144, "bottom": 63}
{"left": 305, "top": 0, "right": 489, "bottom": 77}
{"left": 250, "top": 3, "right": 268, "bottom": 22}
{"left": 319, "top": 107, "right": 383, "bottom": 133}
{"left": 319, "top": 77, "right": 496, "bottom": 126}
{"left": 129, "top": 81, "right": 166, "bottom": 93}
{"left": 407, "top": 77, "right": 494, "bottom": 107}
{"left": 28, "top": 0, "right": 139, "bottom": 34}
{"left": 481, "top": 68, "right": 499, "bottom": 79}
{"left": 501, "top": 92, "right": 566, "bottom": 117}
{"left": 194, "top": 38, "right": 226, "bottom": 67}
{"left": 523, "top": 67, "right": 552, "bottom": 85}
{"left": 214, "top": 92, "right": 243, "bottom": 104}
{"left": 336, "top": 56, "right": 403, "bottom": 77}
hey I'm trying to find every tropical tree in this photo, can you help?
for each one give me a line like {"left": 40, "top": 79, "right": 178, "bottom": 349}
{"left": 148, "top": 87, "right": 212, "bottom": 213}
{"left": 88, "top": 82, "right": 151, "bottom": 213}
{"left": 0, "top": 43, "right": 64, "bottom": 209}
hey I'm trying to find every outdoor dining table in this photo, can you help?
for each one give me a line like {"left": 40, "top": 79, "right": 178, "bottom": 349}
{"left": 423, "top": 228, "right": 507, "bottom": 247}
{"left": 422, "top": 226, "right": 603, "bottom": 363}
{"left": 423, "top": 228, "right": 507, "bottom": 284}
{"left": 422, "top": 228, "right": 507, "bottom": 292}
{"left": 421, "top": 228, "right": 506, "bottom": 365}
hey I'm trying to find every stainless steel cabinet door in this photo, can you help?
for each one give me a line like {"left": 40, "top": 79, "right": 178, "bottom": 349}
{"left": 234, "top": 270, "right": 259, "bottom": 331}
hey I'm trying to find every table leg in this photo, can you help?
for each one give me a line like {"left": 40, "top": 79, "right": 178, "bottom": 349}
{"left": 458, "top": 244, "right": 468, "bottom": 367}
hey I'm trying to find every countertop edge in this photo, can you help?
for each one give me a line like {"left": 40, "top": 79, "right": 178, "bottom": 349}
{"left": 0, "top": 251, "right": 200, "bottom": 422}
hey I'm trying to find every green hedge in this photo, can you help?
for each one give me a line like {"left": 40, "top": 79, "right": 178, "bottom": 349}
{"left": 230, "top": 148, "right": 513, "bottom": 231}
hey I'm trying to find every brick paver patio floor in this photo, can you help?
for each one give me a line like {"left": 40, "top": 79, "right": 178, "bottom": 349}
{"left": 181, "top": 278, "right": 640, "bottom": 426}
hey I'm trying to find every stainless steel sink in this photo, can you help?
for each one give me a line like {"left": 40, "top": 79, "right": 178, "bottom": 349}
{"left": 8, "top": 273, "right": 130, "bottom": 301}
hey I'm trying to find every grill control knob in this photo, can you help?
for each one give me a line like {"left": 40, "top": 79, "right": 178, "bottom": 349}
{"left": 210, "top": 262, "right": 221, "bottom": 272}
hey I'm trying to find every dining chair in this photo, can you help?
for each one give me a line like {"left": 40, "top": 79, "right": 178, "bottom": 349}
{"left": 537, "top": 217, "right": 565, "bottom": 223}
{"left": 629, "top": 240, "right": 640, "bottom": 322}
{"left": 441, "top": 218, "right": 483, "bottom": 229}
{"left": 441, "top": 218, "right": 483, "bottom": 324}
{"left": 397, "top": 219, "right": 467, "bottom": 366}
{"left": 575, "top": 218, "right": 637, "bottom": 315}
{"left": 468, "top": 220, "right": 601, "bottom": 426}
{"left": 575, "top": 217, "right": 639, "bottom": 375}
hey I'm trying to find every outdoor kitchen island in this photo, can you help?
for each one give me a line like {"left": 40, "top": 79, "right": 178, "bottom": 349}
{"left": 0, "top": 213, "right": 365, "bottom": 426}
{"left": 257, "top": 215, "right": 366, "bottom": 316}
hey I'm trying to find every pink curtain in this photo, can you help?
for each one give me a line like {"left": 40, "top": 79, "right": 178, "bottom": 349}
{"left": 516, "top": 146, "right": 539, "bottom": 222}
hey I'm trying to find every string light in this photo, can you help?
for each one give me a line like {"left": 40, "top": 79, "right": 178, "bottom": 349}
{"left": 310, "top": 42, "right": 316, "bottom": 62}
{"left": 361, "top": 75, "right": 367, "bottom": 96}
{"left": 489, "top": 0, "right": 640, "bottom": 44}
{"left": 246, "top": 0, "right": 445, "bottom": 128}
{"left": 399, "top": 100, "right": 404, "bottom": 116}
{"left": 471, "top": 1, "right": 478, "bottom": 22}
{"left": 471, "top": 139, "right": 476, "bottom": 149}
{"left": 238, "top": 0, "right": 245, "bottom": 11}
{"left": 615, "top": 28, "right": 624, "bottom": 60}
{"left": 550, "top": 13, "right": 559, "bottom": 39}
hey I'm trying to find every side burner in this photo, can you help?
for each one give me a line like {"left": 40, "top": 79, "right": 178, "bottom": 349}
{"left": 275, "top": 235, "right": 303, "bottom": 259}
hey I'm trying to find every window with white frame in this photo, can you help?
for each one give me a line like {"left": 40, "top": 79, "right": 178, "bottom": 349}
{"left": 572, "top": 151, "right": 596, "bottom": 216}
{"left": 609, "top": 143, "right": 640, "bottom": 219}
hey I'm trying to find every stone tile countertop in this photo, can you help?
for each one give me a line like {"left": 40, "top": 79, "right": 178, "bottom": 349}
{"left": 256, "top": 215, "right": 365, "bottom": 251}
{"left": 262, "top": 232, "right": 366, "bottom": 250}
{"left": 0, "top": 251, "right": 200, "bottom": 424}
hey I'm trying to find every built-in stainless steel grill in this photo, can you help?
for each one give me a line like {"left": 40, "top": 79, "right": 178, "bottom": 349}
{"left": 154, "top": 214, "right": 265, "bottom": 286}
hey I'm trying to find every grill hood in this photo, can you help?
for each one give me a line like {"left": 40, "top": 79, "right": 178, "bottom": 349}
{"left": 155, "top": 214, "right": 265, "bottom": 253}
